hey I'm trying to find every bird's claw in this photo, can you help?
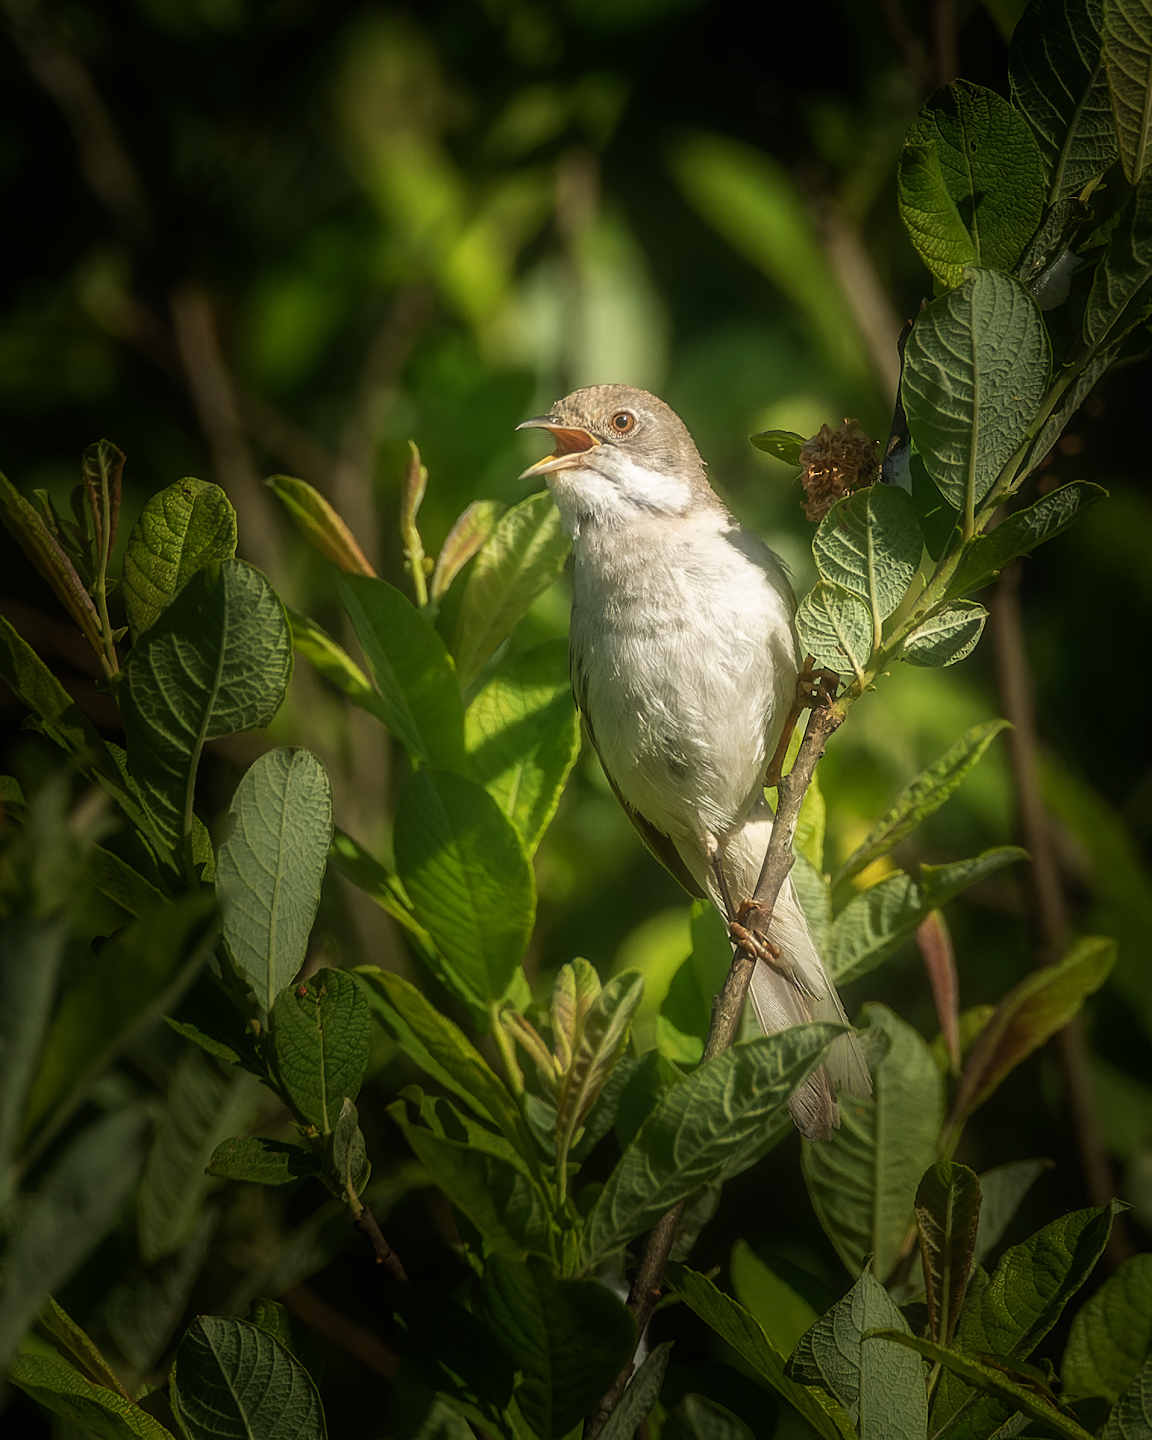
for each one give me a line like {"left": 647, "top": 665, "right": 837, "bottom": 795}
{"left": 764, "top": 657, "right": 841, "bottom": 786}
{"left": 728, "top": 900, "right": 782, "bottom": 964}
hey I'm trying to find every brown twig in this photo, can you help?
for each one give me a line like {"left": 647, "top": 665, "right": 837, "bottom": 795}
{"left": 280, "top": 1282, "right": 399, "bottom": 1379}
{"left": 584, "top": 700, "right": 844, "bottom": 1439}
{"left": 989, "top": 562, "right": 1127, "bottom": 1262}
{"left": 354, "top": 1203, "right": 408, "bottom": 1283}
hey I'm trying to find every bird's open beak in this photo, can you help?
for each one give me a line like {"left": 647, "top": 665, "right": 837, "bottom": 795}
{"left": 516, "top": 417, "right": 600, "bottom": 480}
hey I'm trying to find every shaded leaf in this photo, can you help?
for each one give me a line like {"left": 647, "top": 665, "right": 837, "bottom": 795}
{"left": 903, "top": 601, "right": 988, "bottom": 667}
{"left": 105, "top": 1214, "right": 217, "bottom": 1374}
{"left": 803, "top": 1005, "right": 942, "bottom": 1282}
{"left": 122, "top": 477, "right": 237, "bottom": 638}
{"left": 90, "top": 847, "right": 167, "bottom": 917}
{"left": 170, "top": 1315, "right": 327, "bottom": 1440}
{"left": 7, "top": 1351, "right": 175, "bottom": 1440}
{"left": 598, "top": 1342, "right": 672, "bottom": 1440}
{"left": 286, "top": 607, "right": 389, "bottom": 723}
{"left": 453, "top": 491, "right": 570, "bottom": 687}
{"left": 1063, "top": 1253, "right": 1152, "bottom": 1402}
{"left": 267, "top": 473, "right": 375, "bottom": 575}
{"left": 37, "top": 1296, "right": 131, "bottom": 1397}
{"left": 1081, "top": 172, "right": 1152, "bottom": 354}
{"left": 206, "top": 1135, "right": 320, "bottom": 1186}
{"left": 974, "top": 1159, "right": 1052, "bottom": 1265}
{"left": 216, "top": 748, "right": 332, "bottom": 1015}
{"left": 330, "top": 1096, "right": 369, "bottom": 1197}
{"left": 338, "top": 573, "right": 466, "bottom": 772}
{"left": 271, "top": 967, "right": 370, "bottom": 1134}
{"left": 1103, "top": 0, "right": 1152, "bottom": 182}
{"left": 0, "top": 917, "right": 66, "bottom": 1192}
{"left": 730, "top": 1239, "right": 818, "bottom": 1357}
{"left": 952, "top": 936, "right": 1115, "bottom": 1123}
{"left": 1101, "top": 1352, "right": 1152, "bottom": 1440}
{"left": 948, "top": 482, "right": 1108, "bottom": 597}
{"left": 812, "top": 484, "right": 922, "bottom": 623}
{"left": 916, "top": 1162, "right": 982, "bottom": 1346}
{"left": 664, "top": 1395, "right": 754, "bottom": 1440}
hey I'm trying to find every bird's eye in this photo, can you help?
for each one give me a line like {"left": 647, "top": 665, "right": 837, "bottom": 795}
{"left": 610, "top": 411, "right": 635, "bottom": 434}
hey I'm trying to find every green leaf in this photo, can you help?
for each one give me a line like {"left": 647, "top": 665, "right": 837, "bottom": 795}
{"left": 1063, "top": 1253, "right": 1152, "bottom": 1401}
{"left": 81, "top": 439, "right": 124, "bottom": 566}
{"left": 952, "top": 936, "right": 1115, "bottom": 1123}
{"left": 21, "top": 895, "right": 217, "bottom": 1146}
{"left": 481, "top": 1253, "right": 636, "bottom": 1440}
{"left": 105, "top": 1215, "right": 216, "bottom": 1374}
{"left": 1104, "top": 0, "right": 1152, "bottom": 182}
{"left": 903, "top": 269, "right": 1050, "bottom": 519}
{"left": 0, "top": 918, "right": 66, "bottom": 1193}
{"left": 948, "top": 482, "right": 1108, "bottom": 596}
{"left": 916, "top": 1162, "right": 982, "bottom": 1346}
{"left": 392, "top": 1284, "right": 516, "bottom": 1434}
{"left": 812, "top": 485, "right": 922, "bottom": 625}
{"left": 388, "top": 1092, "right": 555, "bottom": 1259}
{"left": 750, "top": 429, "right": 806, "bottom": 464}
{"left": 834, "top": 720, "right": 1009, "bottom": 891}
{"left": 329, "top": 1096, "right": 369, "bottom": 1197}
{"left": 266, "top": 473, "right": 374, "bottom": 575}
{"left": 598, "top": 1342, "right": 672, "bottom": 1440}
{"left": 285, "top": 607, "right": 389, "bottom": 723}
{"left": 802, "top": 1005, "right": 942, "bottom": 1281}
{"left": 795, "top": 581, "right": 873, "bottom": 681}
{"left": 658, "top": 905, "right": 732, "bottom": 1066}
{"left": 827, "top": 848, "right": 1026, "bottom": 986}
{"left": 271, "top": 967, "right": 371, "bottom": 1134}
{"left": 583, "top": 1023, "right": 839, "bottom": 1264}
{"left": 430, "top": 498, "right": 506, "bottom": 605}
{"left": 1081, "top": 172, "right": 1152, "bottom": 354}
{"left": 170, "top": 1315, "right": 327, "bottom": 1440}
{"left": 872, "top": 1331, "right": 1094, "bottom": 1440}
{"left": 1102, "top": 1353, "right": 1152, "bottom": 1440}
{"left": 668, "top": 1264, "right": 856, "bottom": 1440}
{"left": 789, "top": 1269, "right": 929, "bottom": 1440}
{"left": 730, "top": 1240, "right": 818, "bottom": 1357}
{"left": 7, "top": 1351, "right": 175, "bottom": 1440}
{"left": 0, "top": 1106, "right": 151, "bottom": 1369}
{"left": 122, "top": 560, "right": 292, "bottom": 854}
{"left": 138, "top": 1049, "right": 256, "bottom": 1263}
{"left": 36, "top": 1296, "right": 132, "bottom": 1397}
{"left": 90, "top": 847, "right": 168, "bottom": 917}
{"left": 206, "top": 1135, "right": 320, "bottom": 1185}
{"left": 338, "top": 573, "right": 467, "bottom": 771}
{"left": 898, "top": 82, "right": 1046, "bottom": 286}
{"left": 974, "top": 1158, "right": 1052, "bottom": 1264}
{"left": 355, "top": 966, "right": 523, "bottom": 1143}
{"left": 216, "top": 748, "right": 332, "bottom": 1015}
{"left": 903, "top": 601, "right": 988, "bottom": 667}
{"left": 328, "top": 828, "right": 431, "bottom": 944}
{"left": 465, "top": 639, "right": 581, "bottom": 854}
{"left": 932, "top": 1201, "right": 1122, "bottom": 1437}
{"left": 1030, "top": 343, "right": 1122, "bottom": 470}
{"left": 393, "top": 769, "right": 535, "bottom": 1014}
{"left": 556, "top": 971, "right": 645, "bottom": 1148}
{"left": 122, "top": 477, "right": 237, "bottom": 638}
{"left": 453, "top": 491, "right": 570, "bottom": 687}
{"left": 1011, "top": 0, "right": 1118, "bottom": 202}
{"left": 664, "top": 1395, "right": 754, "bottom": 1440}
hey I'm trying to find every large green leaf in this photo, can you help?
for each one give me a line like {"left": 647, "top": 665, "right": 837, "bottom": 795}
{"left": 668, "top": 1264, "right": 856, "bottom": 1440}
{"left": 285, "top": 607, "right": 389, "bottom": 723}
{"left": 898, "top": 82, "right": 1046, "bottom": 286}
{"left": 1102, "top": 1353, "right": 1152, "bottom": 1440}
{"left": 1011, "top": 0, "right": 1118, "bottom": 202}
{"left": 802, "top": 1005, "right": 942, "bottom": 1282}
{"left": 951, "top": 935, "right": 1115, "bottom": 1124}
{"left": 121, "top": 560, "right": 292, "bottom": 854}
{"left": 903, "top": 269, "right": 1050, "bottom": 520}
{"left": 216, "top": 748, "right": 332, "bottom": 1015}
{"left": 1081, "top": 172, "right": 1152, "bottom": 355}
{"left": 1103, "top": 0, "right": 1152, "bottom": 182}
{"left": 453, "top": 491, "right": 570, "bottom": 687}
{"left": 388, "top": 1092, "right": 554, "bottom": 1259}
{"left": 170, "top": 1316, "right": 327, "bottom": 1440}
{"left": 583, "top": 1023, "right": 838, "bottom": 1264}
{"left": 36, "top": 1296, "right": 132, "bottom": 1397}
{"left": 0, "top": 918, "right": 66, "bottom": 1195}
{"left": 481, "top": 1253, "right": 635, "bottom": 1440}
{"left": 393, "top": 769, "right": 535, "bottom": 1014}
{"left": 795, "top": 581, "right": 873, "bottom": 680}
{"left": 948, "top": 481, "right": 1108, "bottom": 597}
{"left": 271, "top": 967, "right": 371, "bottom": 1134}
{"left": 931, "top": 1201, "right": 1121, "bottom": 1437}
{"left": 1064, "top": 1253, "right": 1152, "bottom": 1402}
{"left": 137, "top": 1050, "right": 256, "bottom": 1263}
{"left": 464, "top": 639, "right": 581, "bottom": 854}
{"left": 789, "top": 1269, "right": 929, "bottom": 1440}
{"left": 0, "top": 1106, "right": 151, "bottom": 1369}
{"left": 811, "top": 485, "right": 922, "bottom": 624}
{"left": 7, "top": 1351, "right": 175, "bottom": 1440}
{"left": 338, "top": 573, "right": 466, "bottom": 771}
{"left": 122, "top": 477, "right": 237, "bottom": 638}
{"left": 730, "top": 1240, "right": 818, "bottom": 1357}
{"left": 834, "top": 720, "right": 1008, "bottom": 891}
{"left": 915, "top": 1162, "right": 981, "bottom": 1346}
{"left": 21, "top": 895, "right": 217, "bottom": 1146}
{"left": 355, "top": 966, "right": 523, "bottom": 1143}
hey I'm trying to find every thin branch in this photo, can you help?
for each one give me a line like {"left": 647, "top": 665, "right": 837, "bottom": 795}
{"left": 280, "top": 1282, "right": 399, "bottom": 1379}
{"left": 989, "top": 562, "right": 1128, "bottom": 1263}
{"left": 584, "top": 699, "right": 844, "bottom": 1440}
{"left": 353, "top": 1203, "right": 409, "bottom": 1283}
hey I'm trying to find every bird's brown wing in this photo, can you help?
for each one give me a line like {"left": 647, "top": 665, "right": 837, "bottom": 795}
{"left": 571, "top": 651, "right": 706, "bottom": 902}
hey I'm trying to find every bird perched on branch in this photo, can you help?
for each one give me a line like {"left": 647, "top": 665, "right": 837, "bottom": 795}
{"left": 519, "top": 384, "right": 870, "bottom": 1139}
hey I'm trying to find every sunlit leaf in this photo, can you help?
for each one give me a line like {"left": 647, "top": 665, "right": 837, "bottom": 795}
{"left": 431, "top": 499, "right": 506, "bottom": 603}
{"left": 7, "top": 1350, "right": 175, "bottom": 1440}
{"left": 730, "top": 1240, "right": 818, "bottom": 1357}
{"left": 749, "top": 429, "right": 805, "bottom": 464}
{"left": 812, "top": 484, "right": 922, "bottom": 623}
{"left": 122, "top": 477, "right": 237, "bottom": 638}
{"left": 795, "top": 581, "right": 873, "bottom": 680}
{"left": 267, "top": 473, "right": 375, "bottom": 575}
{"left": 902, "top": 601, "right": 988, "bottom": 667}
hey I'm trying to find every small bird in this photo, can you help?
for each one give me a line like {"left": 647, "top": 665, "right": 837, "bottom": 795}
{"left": 518, "top": 384, "right": 870, "bottom": 1139}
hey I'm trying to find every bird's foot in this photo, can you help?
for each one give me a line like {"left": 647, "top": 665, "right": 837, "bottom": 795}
{"left": 764, "top": 657, "right": 841, "bottom": 786}
{"left": 728, "top": 900, "right": 782, "bottom": 964}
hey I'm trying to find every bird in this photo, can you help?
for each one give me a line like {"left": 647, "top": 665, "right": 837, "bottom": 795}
{"left": 517, "top": 384, "right": 870, "bottom": 1140}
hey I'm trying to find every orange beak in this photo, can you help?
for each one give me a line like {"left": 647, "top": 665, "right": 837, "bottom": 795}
{"left": 517, "top": 417, "right": 600, "bottom": 479}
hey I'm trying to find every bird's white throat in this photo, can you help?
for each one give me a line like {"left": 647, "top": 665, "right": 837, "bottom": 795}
{"left": 545, "top": 449, "right": 699, "bottom": 537}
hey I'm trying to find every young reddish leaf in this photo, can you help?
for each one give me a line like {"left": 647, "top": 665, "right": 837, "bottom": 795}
{"left": 430, "top": 499, "right": 506, "bottom": 604}
{"left": 915, "top": 1161, "right": 981, "bottom": 1346}
{"left": 918, "top": 910, "right": 960, "bottom": 1073}
{"left": 266, "top": 473, "right": 376, "bottom": 576}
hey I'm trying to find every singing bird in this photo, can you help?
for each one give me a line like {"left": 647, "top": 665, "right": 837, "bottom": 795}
{"left": 519, "top": 384, "right": 870, "bottom": 1139}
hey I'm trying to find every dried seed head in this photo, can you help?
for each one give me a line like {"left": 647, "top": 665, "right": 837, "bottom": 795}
{"left": 798, "top": 419, "right": 879, "bottom": 522}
